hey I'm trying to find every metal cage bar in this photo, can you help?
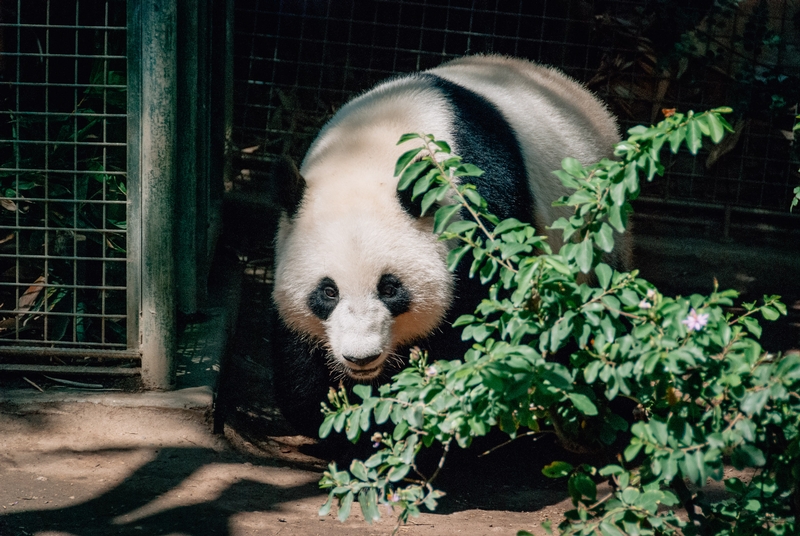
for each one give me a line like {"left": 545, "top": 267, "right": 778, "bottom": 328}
{"left": 0, "top": 0, "right": 133, "bottom": 361}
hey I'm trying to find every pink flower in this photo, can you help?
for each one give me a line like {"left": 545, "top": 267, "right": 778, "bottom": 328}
{"left": 389, "top": 490, "right": 401, "bottom": 503}
{"left": 682, "top": 308, "right": 709, "bottom": 331}
{"left": 426, "top": 365, "right": 437, "bottom": 377}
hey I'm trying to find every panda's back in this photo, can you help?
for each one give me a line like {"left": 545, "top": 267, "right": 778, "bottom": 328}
{"left": 299, "top": 55, "right": 619, "bottom": 239}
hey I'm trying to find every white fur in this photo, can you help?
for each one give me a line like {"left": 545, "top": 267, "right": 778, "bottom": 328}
{"left": 273, "top": 56, "right": 627, "bottom": 380}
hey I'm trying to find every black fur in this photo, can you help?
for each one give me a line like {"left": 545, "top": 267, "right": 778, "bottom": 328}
{"left": 307, "top": 277, "right": 339, "bottom": 320}
{"left": 377, "top": 273, "right": 411, "bottom": 317}
{"left": 397, "top": 74, "right": 534, "bottom": 224}
{"left": 274, "top": 156, "right": 306, "bottom": 218}
{"left": 425, "top": 73, "right": 534, "bottom": 223}
{"left": 271, "top": 312, "right": 333, "bottom": 437}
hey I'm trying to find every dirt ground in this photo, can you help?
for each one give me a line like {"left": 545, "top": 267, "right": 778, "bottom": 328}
{"left": 1, "top": 208, "right": 798, "bottom": 536}
{"left": 0, "top": 400, "right": 573, "bottom": 536}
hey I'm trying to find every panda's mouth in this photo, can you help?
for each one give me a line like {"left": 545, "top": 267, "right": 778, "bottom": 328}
{"left": 346, "top": 364, "right": 383, "bottom": 381}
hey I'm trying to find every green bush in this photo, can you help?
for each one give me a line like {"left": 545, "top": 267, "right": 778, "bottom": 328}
{"left": 318, "top": 108, "right": 797, "bottom": 536}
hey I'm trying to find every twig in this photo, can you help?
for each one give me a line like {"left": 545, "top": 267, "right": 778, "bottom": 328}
{"left": 42, "top": 375, "right": 103, "bottom": 389}
{"left": 22, "top": 376, "right": 44, "bottom": 392}
{"left": 478, "top": 430, "right": 549, "bottom": 457}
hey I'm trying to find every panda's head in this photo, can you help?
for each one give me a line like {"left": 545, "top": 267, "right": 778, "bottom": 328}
{"left": 272, "top": 154, "right": 454, "bottom": 381}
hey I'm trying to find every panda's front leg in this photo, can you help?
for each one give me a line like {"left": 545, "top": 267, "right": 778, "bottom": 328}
{"left": 270, "top": 313, "right": 334, "bottom": 437}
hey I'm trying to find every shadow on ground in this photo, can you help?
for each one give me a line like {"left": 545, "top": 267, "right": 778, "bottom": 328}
{"left": 0, "top": 447, "right": 319, "bottom": 536}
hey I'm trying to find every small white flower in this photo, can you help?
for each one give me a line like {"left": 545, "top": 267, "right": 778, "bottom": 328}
{"left": 426, "top": 365, "right": 437, "bottom": 377}
{"left": 639, "top": 299, "right": 652, "bottom": 309}
{"left": 682, "top": 308, "right": 710, "bottom": 331}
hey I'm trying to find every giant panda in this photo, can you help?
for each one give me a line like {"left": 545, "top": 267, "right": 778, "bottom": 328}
{"left": 271, "top": 55, "right": 630, "bottom": 437}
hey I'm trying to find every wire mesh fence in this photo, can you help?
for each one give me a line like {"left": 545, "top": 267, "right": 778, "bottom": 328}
{"left": 232, "top": 0, "right": 800, "bottom": 216}
{"left": 0, "top": 0, "right": 131, "bottom": 356}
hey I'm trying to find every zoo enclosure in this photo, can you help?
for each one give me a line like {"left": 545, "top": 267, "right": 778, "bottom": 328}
{"left": 0, "top": 0, "right": 233, "bottom": 388}
{"left": 232, "top": 0, "right": 800, "bottom": 231}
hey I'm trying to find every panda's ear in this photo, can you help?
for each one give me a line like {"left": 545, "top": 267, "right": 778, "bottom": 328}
{"left": 273, "top": 156, "right": 306, "bottom": 218}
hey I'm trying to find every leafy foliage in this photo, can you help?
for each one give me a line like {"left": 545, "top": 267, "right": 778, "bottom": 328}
{"left": 317, "top": 108, "right": 797, "bottom": 535}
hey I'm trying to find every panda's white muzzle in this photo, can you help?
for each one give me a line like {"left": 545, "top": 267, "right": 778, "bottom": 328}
{"left": 325, "top": 296, "right": 393, "bottom": 379}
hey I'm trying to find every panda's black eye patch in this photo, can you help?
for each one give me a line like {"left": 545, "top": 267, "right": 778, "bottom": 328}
{"left": 377, "top": 274, "right": 411, "bottom": 317}
{"left": 308, "top": 277, "right": 339, "bottom": 320}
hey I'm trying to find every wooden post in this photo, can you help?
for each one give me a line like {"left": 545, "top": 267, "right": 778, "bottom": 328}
{"left": 129, "top": 0, "right": 178, "bottom": 390}
{"left": 176, "top": 0, "right": 201, "bottom": 314}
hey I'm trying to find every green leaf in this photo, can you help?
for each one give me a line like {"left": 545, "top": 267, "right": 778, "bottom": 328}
{"left": 607, "top": 203, "right": 625, "bottom": 233}
{"left": 584, "top": 360, "right": 602, "bottom": 383}
{"left": 595, "top": 263, "right": 612, "bottom": 289}
{"left": 706, "top": 113, "right": 726, "bottom": 143}
{"left": 319, "top": 493, "right": 334, "bottom": 516}
{"left": 394, "top": 147, "right": 424, "bottom": 177}
{"left": 433, "top": 139, "right": 452, "bottom": 153}
{"left": 542, "top": 460, "right": 574, "bottom": 478}
{"left": 388, "top": 463, "right": 410, "bottom": 482}
{"left": 575, "top": 238, "right": 594, "bottom": 273}
{"left": 761, "top": 306, "right": 780, "bottom": 321}
{"left": 397, "top": 132, "right": 422, "bottom": 145}
{"left": 412, "top": 169, "right": 434, "bottom": 200}
{"left": 456, "top": 163, "right": 484, "bottom": 177}
{"left": 623, "top": 165, "right": 639, "bottom": 196}
{"left": 338, "top": 491, "right": 354, "bottom": 522}
{"left": 433, "top": 204, "right": 461, "bottom": 234}
{"left": 595, "top": 223, "right": 615, "bottom": 253}
{"left": 446, "top": 220, "right": 478, "bottom": 235}
{"left": 494, "top": 218, "right": 525, "bottom": 235}
{"left": 621, "top": 487, "right": 640, "bottom": 505}
{"left": 374, "top": 400, "right": 393, "bottom": 424}
{"left": 350, "top": 459, "right": 368, "bottom": 481}
{"left": 571, "top": 472, "right": 597, "bottom": 502}
{"left": 420, "top": 187, "right": 440, "bottom": 216}
{"left": 624, "top": 442, "right": 643, "bottom": 462}
{"left": 319, "top": 414, "right": 336, "bottom": 438}
{"left": 447, "top": 244, "right": 472, "bottom": 271}
{"left": 561, "top": 157, "right": 586, "bottom": 177}
{"left": 352, "top": 384, "right": 371, "bottom": 400}
{"left": 462, "top": 187, "right": 484, "bottom": 207}
{"left": 740, "top": 389, "right": 769, "bottom": 416}
{"left": 599, "top": 521, "right": 625, "bottom": 536}
{"left": 686, "top": 119, "right": 702, "bottom": 154}
{"left": 358, "top": 488, "right": 381, "bottom": 523}
{"left": 397, "top": 160, "right": 430, "bottom": 191}
{"left": 554, "top": 169, "right": 580, "bottom": 189}
{"left": 567, "top": 393, "right": 598, "bottom": 416}
{"left": 740, "top": 315, "right": 762, "bottom": 338}
{"left": 732, "top": 444, "right": 766, "bottom": 468}
{"left": 669, "top": 125, "right": 686, "bottom": 153}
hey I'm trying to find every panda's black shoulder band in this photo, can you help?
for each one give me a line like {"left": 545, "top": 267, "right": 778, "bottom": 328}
{"left": 406, "top": 73, "right": 534, "bottom": 225}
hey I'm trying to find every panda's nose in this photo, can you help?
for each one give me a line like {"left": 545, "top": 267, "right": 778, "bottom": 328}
{"left": 342, "top": 354, "right": 381, "bottom": 366}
